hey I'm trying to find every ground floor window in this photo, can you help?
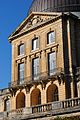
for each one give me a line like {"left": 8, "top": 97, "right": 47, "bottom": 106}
{"left": 16, "top": 92, "right": 25, "bottom": 109}
{"left": 47, "top": 84, "right": 59, "bottom": 103}
{"left": 31, "top": 88, "right": 41, "bottom": 106}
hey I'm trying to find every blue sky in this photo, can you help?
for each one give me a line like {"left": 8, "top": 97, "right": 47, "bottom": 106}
{"left": 0, "top": 0, "right": 32, "bottom": 89}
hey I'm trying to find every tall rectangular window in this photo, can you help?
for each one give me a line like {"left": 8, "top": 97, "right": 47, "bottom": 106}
{"left": 48, "top": 52, "right": 56, "bottom": 75}
{"left": 18, "top": 44, "right": 24, "bottom": 55}
{"left": 32, "top": 58, "right": 39, "bottom": 80}
{"left": 18, "top": 63, "right": 24, "bottom": 84}
{"left": 32, "top": 38, "right": 39, "bottom": 50}
{"left": 5, "top": 99, "right": 10, "bottom": 111}
{"left": 47, "top": 31, "right": 55, "bottom": 44}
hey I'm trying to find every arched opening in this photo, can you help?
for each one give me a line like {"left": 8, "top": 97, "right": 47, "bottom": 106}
{"left": 47, "top": 84, "right": 59, "bottom": 103}
{"left": 16, "top": 92, "right": 25, "bottom": 109}
{"left": 31, "top": 88, "right": 41, "bottom": 106}
{"left": 4, "top": 99, "right": 10, "bottom": 111}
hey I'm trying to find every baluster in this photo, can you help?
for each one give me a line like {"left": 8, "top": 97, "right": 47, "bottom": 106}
{"left": 78, "top": 98, "right": 80, "bottom": 105}
{"left": 62, "top": 101, "right": 64, "bottom": 108}
{"left": 46, "top": 104, "right": 48, "bottom": 111}
{"left": 42, "top": 105, "right": 45, "bottom": 112}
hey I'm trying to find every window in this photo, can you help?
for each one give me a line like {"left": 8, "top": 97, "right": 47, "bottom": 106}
{"left": 53, "top": 87, "right": 59, "bottom": 101}
{"left": 18, "top": 63, "right": 24, "bottom": 84}
{"left": 48, "top": 52, "right": 56, "bottom": 75}
{"left": 4, "top": 99, "right": 10, "bottom": 111}
{"left": 32, "top": 58, "right": 39, "bottom": 80}
{"left": 47, "top": 31, "right": 55, "bottom": 44}
{"left": 18, "top": 44, "right": 24, "bottom": 55}
{"left": 32, "top": 38, "right": 39, "bottom": 50}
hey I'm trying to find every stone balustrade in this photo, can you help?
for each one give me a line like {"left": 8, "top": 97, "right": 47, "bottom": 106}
{"left": 0, "top": 97, "right": 80, "bottom": 120}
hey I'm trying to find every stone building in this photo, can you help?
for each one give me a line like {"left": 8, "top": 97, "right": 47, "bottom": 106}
{"left": 0, "top": 0, "right": 80, "bottom": 120}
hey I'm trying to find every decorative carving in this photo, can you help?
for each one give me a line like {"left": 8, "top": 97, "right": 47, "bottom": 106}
{"left": 9, "top": 88, "right": 17, "bottom": 97}
{"left": 25, "top": 85, "right": 32, "bottom": 93}
{"left": 40, "top": 81, "right": 47, "bottom": 90}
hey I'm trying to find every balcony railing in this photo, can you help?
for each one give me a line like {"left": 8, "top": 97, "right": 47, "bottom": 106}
{"left": 1, "top": 97, "right": 80, "bottom": 120}
{"left": 9, "top": 67, "right": 64, "bottom": 87}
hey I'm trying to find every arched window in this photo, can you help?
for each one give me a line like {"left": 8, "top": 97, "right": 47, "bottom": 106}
{"left": 47, "top": 84, "right": 59, "bottom": 103}
{"left": 16, "top": 92, "right": 25, "bottom": 109}
{"left": 4, "top": 99, "right": 10, "bottom": 111}
{"left": 31, "top": 88, "right": 41, "bottom": 106}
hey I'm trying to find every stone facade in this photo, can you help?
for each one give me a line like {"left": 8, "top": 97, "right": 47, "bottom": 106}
{"left": 0, "top": 12, "right": 80, "bottom": 120}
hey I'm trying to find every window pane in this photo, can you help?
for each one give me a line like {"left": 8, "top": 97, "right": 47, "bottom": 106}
{"left": 5, "top": 99, "right": 10, "bottom": 111}
{"left": 48, "top": 32, "right": 55, "bottom": 44}
{"left": 18, "top": 44, "right": 24, "bottom": 55}
{"left": 48, "top": 52, "right": 56, "bottom": 75}
{"left": 32, "top": 38, "right": 39, "bottom": 50}
{"left": 32, "top": 58, "right": 39, "bottom": 80}
{"left": 18, "top": 63, "right": 24, "bottom": 84}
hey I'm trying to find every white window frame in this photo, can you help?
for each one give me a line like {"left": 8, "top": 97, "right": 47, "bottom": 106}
{"left": 48, "top": 52, "right": 56, "bottom": 76}
{"left": 18, "top": 44, "right": 24, "bottom": 56}
{"left": 18, "top": 63, "right": 24, "bottom": 84}
{"left": 32, "top": 57, "right": 40, "bottom": 80}
{"left": 32, "top": 38, "right": 39, "bottom": 51}
{"left": 47, "top": 31, "right": 55, "bottom": 44}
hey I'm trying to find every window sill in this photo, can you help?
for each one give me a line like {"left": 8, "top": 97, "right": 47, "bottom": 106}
{"left": 47, "top": 42, "right": 55, "bottom": 47}
{"left": 31, "top": 48, "right": 39, "bottom": 53}
{"left": 45, "top": 43, "right": 59, "bottom": 50}
{"left": 16, "top": 54, "right": 26, "bottom": 61}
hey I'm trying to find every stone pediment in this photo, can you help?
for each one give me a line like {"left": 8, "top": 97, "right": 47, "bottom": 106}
{"left": 8, "top": 12, "right": 61, "bottom": 42}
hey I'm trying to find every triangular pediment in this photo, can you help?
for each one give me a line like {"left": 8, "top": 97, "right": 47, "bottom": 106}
{"left": 8, "top": 12, "right": 61, "bottom": 41}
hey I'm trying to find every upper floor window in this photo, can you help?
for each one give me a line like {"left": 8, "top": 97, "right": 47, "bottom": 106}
{"left": 18, "top": 63, "right": 24, "bottom": 84}
{"left": 32, "top": 38, "right": 39, "bottom": 50}
{"left": 48, "top": 52, "right": 56, "bottom": 75}
{"left": 32, "top": 57, "right": 39, "bottom": 80}
{"left": 18, "top": 44, "right": 24, "bottom": 55}
{"left": 47, "top": 31, "right": 55, "bottom": 44}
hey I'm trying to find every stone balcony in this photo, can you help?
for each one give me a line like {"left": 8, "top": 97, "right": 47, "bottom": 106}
{"left": 9, "top": 67, "right": 64, "bottom": 88}
{"left": 0, "top": 97, "right": 80, "bottom": 120}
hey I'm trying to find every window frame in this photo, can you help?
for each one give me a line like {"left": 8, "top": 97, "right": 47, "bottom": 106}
{"left": 32, "top": 37, "right": 39, "bottom": 51}
{"left": 4, "top": 99, "right": 10, "bottom": 111}
{"left": 47, "top": 31, "right": 55, "bottom": 45}
{"left": 18, "top": 43, "right": 24, "bottom": 56}
{"left": 32, "top": 57, "right": 40, "bottom": 80}
{"left": 18, "top": 62, "right": 24, "bottom": 84}
{"left": 48, "top": 52, "right": 56, "bottom": 76}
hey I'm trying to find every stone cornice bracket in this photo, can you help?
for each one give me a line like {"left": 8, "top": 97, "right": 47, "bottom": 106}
{"left": 57, "top": 73, "right": 65, "bottom": 84}
{"left": 29, "top": 55, "right": 31, "bottom": 62}
{"left": 25, "top": 85, "right": 32, "bottom": 93}
{"left": 25, "top": 56, "right": 27, "bottom": 64}
{"left": 40, "top": 81, "right": 47, "bottom": 90}
{"left": 56, "top": 44, "right": 59, "bottom": 53}
{"left": 9, "top": 88, "right": 17, "bottom": 97}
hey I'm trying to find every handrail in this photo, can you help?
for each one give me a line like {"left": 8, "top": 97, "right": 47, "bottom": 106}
{"left": 1, "top": 97, "right": 80, "bottom": 119}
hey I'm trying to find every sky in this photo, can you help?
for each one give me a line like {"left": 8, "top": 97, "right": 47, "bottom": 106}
{"left": 0, "top": 0, "right": 33, "bottom": 89}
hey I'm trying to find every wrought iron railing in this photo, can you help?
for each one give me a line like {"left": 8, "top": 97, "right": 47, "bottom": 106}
{"left": 9, "top": 67, "right": 64, "bottom": 87}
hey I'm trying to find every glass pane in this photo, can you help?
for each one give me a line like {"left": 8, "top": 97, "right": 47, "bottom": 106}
{"left": 5, "top": 99, "right": 10, "bottom": 111}
{"left": 32, "top": 58, "right": 39, "bottom": 80}
{"left": 48, "top": 52, "right": 56, "bottom": 75}
{"left": 18, "top": 44, "right": 24, "bottom": 55}
{"left": 48, "top": 32, "right": 55, "bottom": 44}
{"left": 32, "top": 38, "right": 39, "bottom": 50}
{"left": 18, "top": 63, "right": 24, "bottom": 84}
